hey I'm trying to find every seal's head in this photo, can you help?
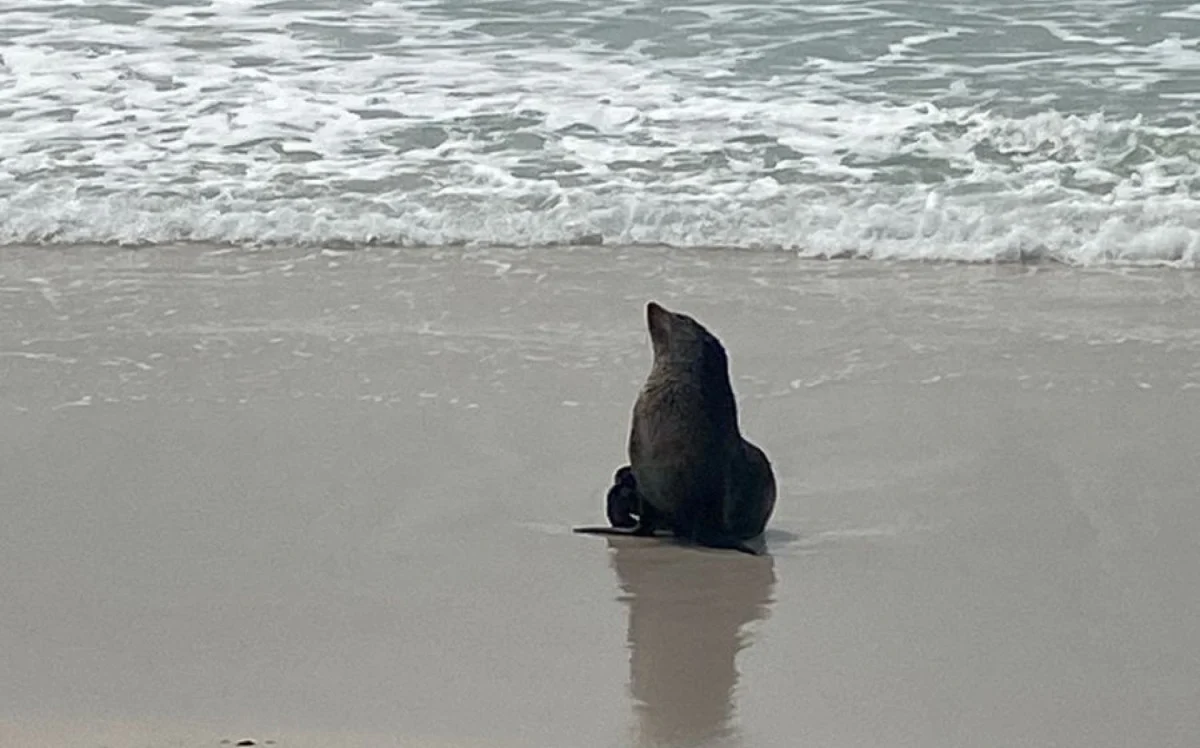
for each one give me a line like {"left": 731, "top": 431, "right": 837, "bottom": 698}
{"left": 646, "top": 301, "right": 729, "bottom": 374}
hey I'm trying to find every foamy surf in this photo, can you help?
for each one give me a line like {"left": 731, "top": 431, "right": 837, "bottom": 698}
{"left": 2, "top": 0, "right": 1199, "bottom": 265}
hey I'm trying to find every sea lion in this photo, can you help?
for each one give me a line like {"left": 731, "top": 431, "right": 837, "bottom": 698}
{"left": 575, "top": 302, "right": 776, "bottom": 554}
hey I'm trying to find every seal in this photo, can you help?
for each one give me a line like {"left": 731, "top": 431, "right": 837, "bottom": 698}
{"left": 575, "top": 302, "right": 776, "bottom": 554}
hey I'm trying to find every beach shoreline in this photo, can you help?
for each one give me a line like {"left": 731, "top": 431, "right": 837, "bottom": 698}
{"left": 3, "top": 244, "right": 1199, "bottom": 747}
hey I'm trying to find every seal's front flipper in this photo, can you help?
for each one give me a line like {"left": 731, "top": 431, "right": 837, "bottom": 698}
{"left": 573, "top": 525, "right": 639, "bottom": 536}
{"left": 573, "top": 524, "right": 672, "bottom": 537}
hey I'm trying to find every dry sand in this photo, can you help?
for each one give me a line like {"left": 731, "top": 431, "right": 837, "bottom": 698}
{"left": 2, "top": 244, "right": 1199, "bottom": 748}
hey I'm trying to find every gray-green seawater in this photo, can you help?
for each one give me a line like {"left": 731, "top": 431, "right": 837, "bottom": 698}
{"left": 2, "top": 0, "right": 1200, "bottom": 264}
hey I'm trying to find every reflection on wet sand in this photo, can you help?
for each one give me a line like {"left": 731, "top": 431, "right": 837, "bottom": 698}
{"left": 607, "top": 538, "right": 777, "bottom": 747}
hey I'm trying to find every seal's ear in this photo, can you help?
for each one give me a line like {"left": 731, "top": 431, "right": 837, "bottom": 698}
{"left": 647, "top": 301, "right": 671, "bottom": 346}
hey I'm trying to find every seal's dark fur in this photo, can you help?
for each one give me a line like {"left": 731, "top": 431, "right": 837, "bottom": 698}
{"left": 577, "top": 302, "right": 776, "bottom": 555}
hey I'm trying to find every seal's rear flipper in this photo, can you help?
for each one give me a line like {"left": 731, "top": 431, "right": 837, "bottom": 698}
{"left": 731, "top": 540, "right": 765, "bottom": 556}
{"left": 735, "top": 533, "right": 767, "bottom": 556}
{"left": 606, "top": 466, "right": 639, "bottom": 529}
{"left": 696, "top": 532, "right": 768, "bottom": 556}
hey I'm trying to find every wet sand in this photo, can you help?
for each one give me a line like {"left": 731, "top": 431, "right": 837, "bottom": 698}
{"left": 2, "top": 244, "right": 1200, "bottom": 748}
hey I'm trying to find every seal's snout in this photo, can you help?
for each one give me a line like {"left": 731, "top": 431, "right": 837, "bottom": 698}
{"left": 646, "top": 301, "right": 670, "bottom": 343}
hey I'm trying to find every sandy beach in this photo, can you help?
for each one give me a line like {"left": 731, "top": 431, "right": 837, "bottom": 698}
{"left": 2, "top": 244, "right": 1199, "bottom": 748}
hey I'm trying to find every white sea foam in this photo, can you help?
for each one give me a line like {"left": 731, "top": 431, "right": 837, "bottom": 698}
{"left": 1, "top": 0, "right": 1199, "bottom": 264}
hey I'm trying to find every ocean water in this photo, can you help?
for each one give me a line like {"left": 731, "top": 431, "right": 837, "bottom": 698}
{"left": 2, "top": 0, "right": 1200, "bottom": 265}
